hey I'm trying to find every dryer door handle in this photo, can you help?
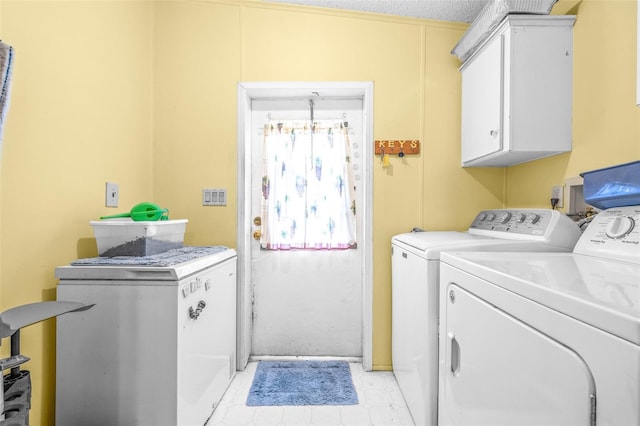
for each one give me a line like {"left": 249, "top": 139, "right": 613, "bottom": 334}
{"left": 449, "top": 332, "right": 461, "bottom": 376}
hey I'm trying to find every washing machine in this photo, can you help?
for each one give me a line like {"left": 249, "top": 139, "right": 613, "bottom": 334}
{"left": 438, "top": 205, "right": 640, "bottom": 425}
{"left": 391, "top": 209, "right": 581, "bottom": 426}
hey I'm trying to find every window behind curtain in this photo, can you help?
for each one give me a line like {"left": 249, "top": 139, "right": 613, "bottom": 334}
{"left": 260, "top": 119, "right": 357, "bottom": 250}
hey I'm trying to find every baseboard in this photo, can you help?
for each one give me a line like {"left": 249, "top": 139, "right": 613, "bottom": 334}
{"left": 249, "top": 355, "right": 363, "bottom": 363}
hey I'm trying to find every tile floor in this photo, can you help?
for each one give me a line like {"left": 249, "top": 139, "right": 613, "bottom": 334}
{"left": 209, "top": 360, "right": 415, "bottom": 426}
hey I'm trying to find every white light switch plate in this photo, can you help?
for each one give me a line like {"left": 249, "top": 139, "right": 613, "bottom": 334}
{"left": 202, "top": 188, "right": 227, "bottom": 206}
{"left": 105, "top": 182, "right": 119, "bottom": 207}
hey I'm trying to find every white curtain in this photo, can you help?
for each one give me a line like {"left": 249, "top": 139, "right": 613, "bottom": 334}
{"left": 260, "top": 120, "right": 357, "bottom": 250}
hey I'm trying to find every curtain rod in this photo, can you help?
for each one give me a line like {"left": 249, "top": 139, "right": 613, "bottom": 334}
{"left": 252, "top": 96, "right": 363, "bottom": 101}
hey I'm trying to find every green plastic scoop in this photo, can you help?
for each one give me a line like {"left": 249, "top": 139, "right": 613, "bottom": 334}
{"left": 100, "top": 202, "right": 169, "bottom": 221}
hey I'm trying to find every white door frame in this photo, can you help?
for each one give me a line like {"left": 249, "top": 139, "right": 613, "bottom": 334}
{"left": 236, "top": 81, "right": 374, "bottom": 371}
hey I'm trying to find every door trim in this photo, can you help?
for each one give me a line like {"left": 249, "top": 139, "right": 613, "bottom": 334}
{"left": 236, "top": 81, "right": 374, "bottom": 371}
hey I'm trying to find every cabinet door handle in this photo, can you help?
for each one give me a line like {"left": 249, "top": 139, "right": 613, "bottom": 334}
{"left": 449, "top": 332, "right": 461, "bottom": 376}
{"left": 489, "top": 129, "right": 498, "bottom": 137}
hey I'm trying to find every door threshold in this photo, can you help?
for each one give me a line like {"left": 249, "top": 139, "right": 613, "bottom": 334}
{"left": 249, "top": 355, "right": 363, "bottom": 363}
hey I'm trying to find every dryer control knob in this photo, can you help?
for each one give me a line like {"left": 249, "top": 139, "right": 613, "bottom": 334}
{"left": 605, "top": 216, "right": 635, "bottom": 239}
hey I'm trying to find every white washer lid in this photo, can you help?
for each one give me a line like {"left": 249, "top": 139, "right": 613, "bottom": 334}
{"left": 441, "top": 251, "right": 640, "bottom": 345}
{"left": 391, "top": 231, "right": 571, "bottom": 260}
{"left": 392, "top": 231, "right": 488, "bottom": 251}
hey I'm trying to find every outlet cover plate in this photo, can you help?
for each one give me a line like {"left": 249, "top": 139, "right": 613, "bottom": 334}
{"left": 551, "top": 185, "right": 563, "bottom": 208}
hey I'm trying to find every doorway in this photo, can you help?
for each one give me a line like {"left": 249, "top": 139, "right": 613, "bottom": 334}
{"left": 237, "top": 82, "right": 374, "bottom": 371}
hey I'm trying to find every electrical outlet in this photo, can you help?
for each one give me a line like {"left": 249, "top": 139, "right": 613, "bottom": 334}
{"left": 551, "top": 185, "right": 563, "bottom": 208}
{"left": 105, "top": 182, "right": 119, "bottom": 207}
{"left": 565, "top": 176, "right": 588, "bottom": 217}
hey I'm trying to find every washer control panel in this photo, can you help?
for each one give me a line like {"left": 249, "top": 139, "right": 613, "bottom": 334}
{"left": 468, "top": 209, "right": 582, "bottom": 249}
{"left": 470, "top": 209, "right": 562, "bottom": 234}
{"left": 471, "top": 210, "right": 549, "bottom": 231}
{"left": 574, "top": 205, "right": 640, "bottom": 264}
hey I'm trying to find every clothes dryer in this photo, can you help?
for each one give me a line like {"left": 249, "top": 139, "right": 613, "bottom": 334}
{"left": 438, "top": 205, "right": 640, "bottom": 425}
{"left": 391, "top": 209, "right": 581, "bottom": 426}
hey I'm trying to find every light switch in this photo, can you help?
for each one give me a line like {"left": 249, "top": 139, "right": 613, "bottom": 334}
{"left": 202, "top": 188, "right": 227, "bottom": 206}
{"left": 105, "top": 182, "right": 119, "bottom": 207}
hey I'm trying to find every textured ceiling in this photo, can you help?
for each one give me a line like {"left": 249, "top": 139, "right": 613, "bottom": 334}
{"left": 266, "top": 0, "right": 493, "bottom": 23}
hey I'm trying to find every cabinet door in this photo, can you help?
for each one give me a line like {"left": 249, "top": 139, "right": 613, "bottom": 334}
{"left": 440, "top": 283, "right": 595, "bottom": 426}
{"left": 460, "top": 34, "right": 503, "bottom": 165}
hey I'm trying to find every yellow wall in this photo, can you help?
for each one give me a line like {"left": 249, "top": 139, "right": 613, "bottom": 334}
{"left": 153, "top": 1, "right": 242, "bottom": 248}
{"left": 0, "top": 1, "right": 154, "bottom": 422}
{"left": 506, "top": 0, "right": 640, "bottom": 207}
{"left": 0, "top": 0, "right": 637, "bottom": 424}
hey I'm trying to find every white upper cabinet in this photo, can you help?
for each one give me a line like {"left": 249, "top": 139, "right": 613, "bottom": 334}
{"left": 460, "top": 15, "right": 576, "bottom": 167}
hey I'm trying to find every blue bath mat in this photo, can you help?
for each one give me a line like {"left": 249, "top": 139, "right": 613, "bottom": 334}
{"left": 246, "top": 360, "right": 359, "bottom": 406}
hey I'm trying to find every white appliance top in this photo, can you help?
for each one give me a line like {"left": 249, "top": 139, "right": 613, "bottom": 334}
{"left": 441, "top": 206, "right": 640, "bottom": 345}
{"left": 392, "top": 209, "right": 581, "bottom": 258}
{"left": 56, "top": 247, "right": 237, "bottom": 282}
